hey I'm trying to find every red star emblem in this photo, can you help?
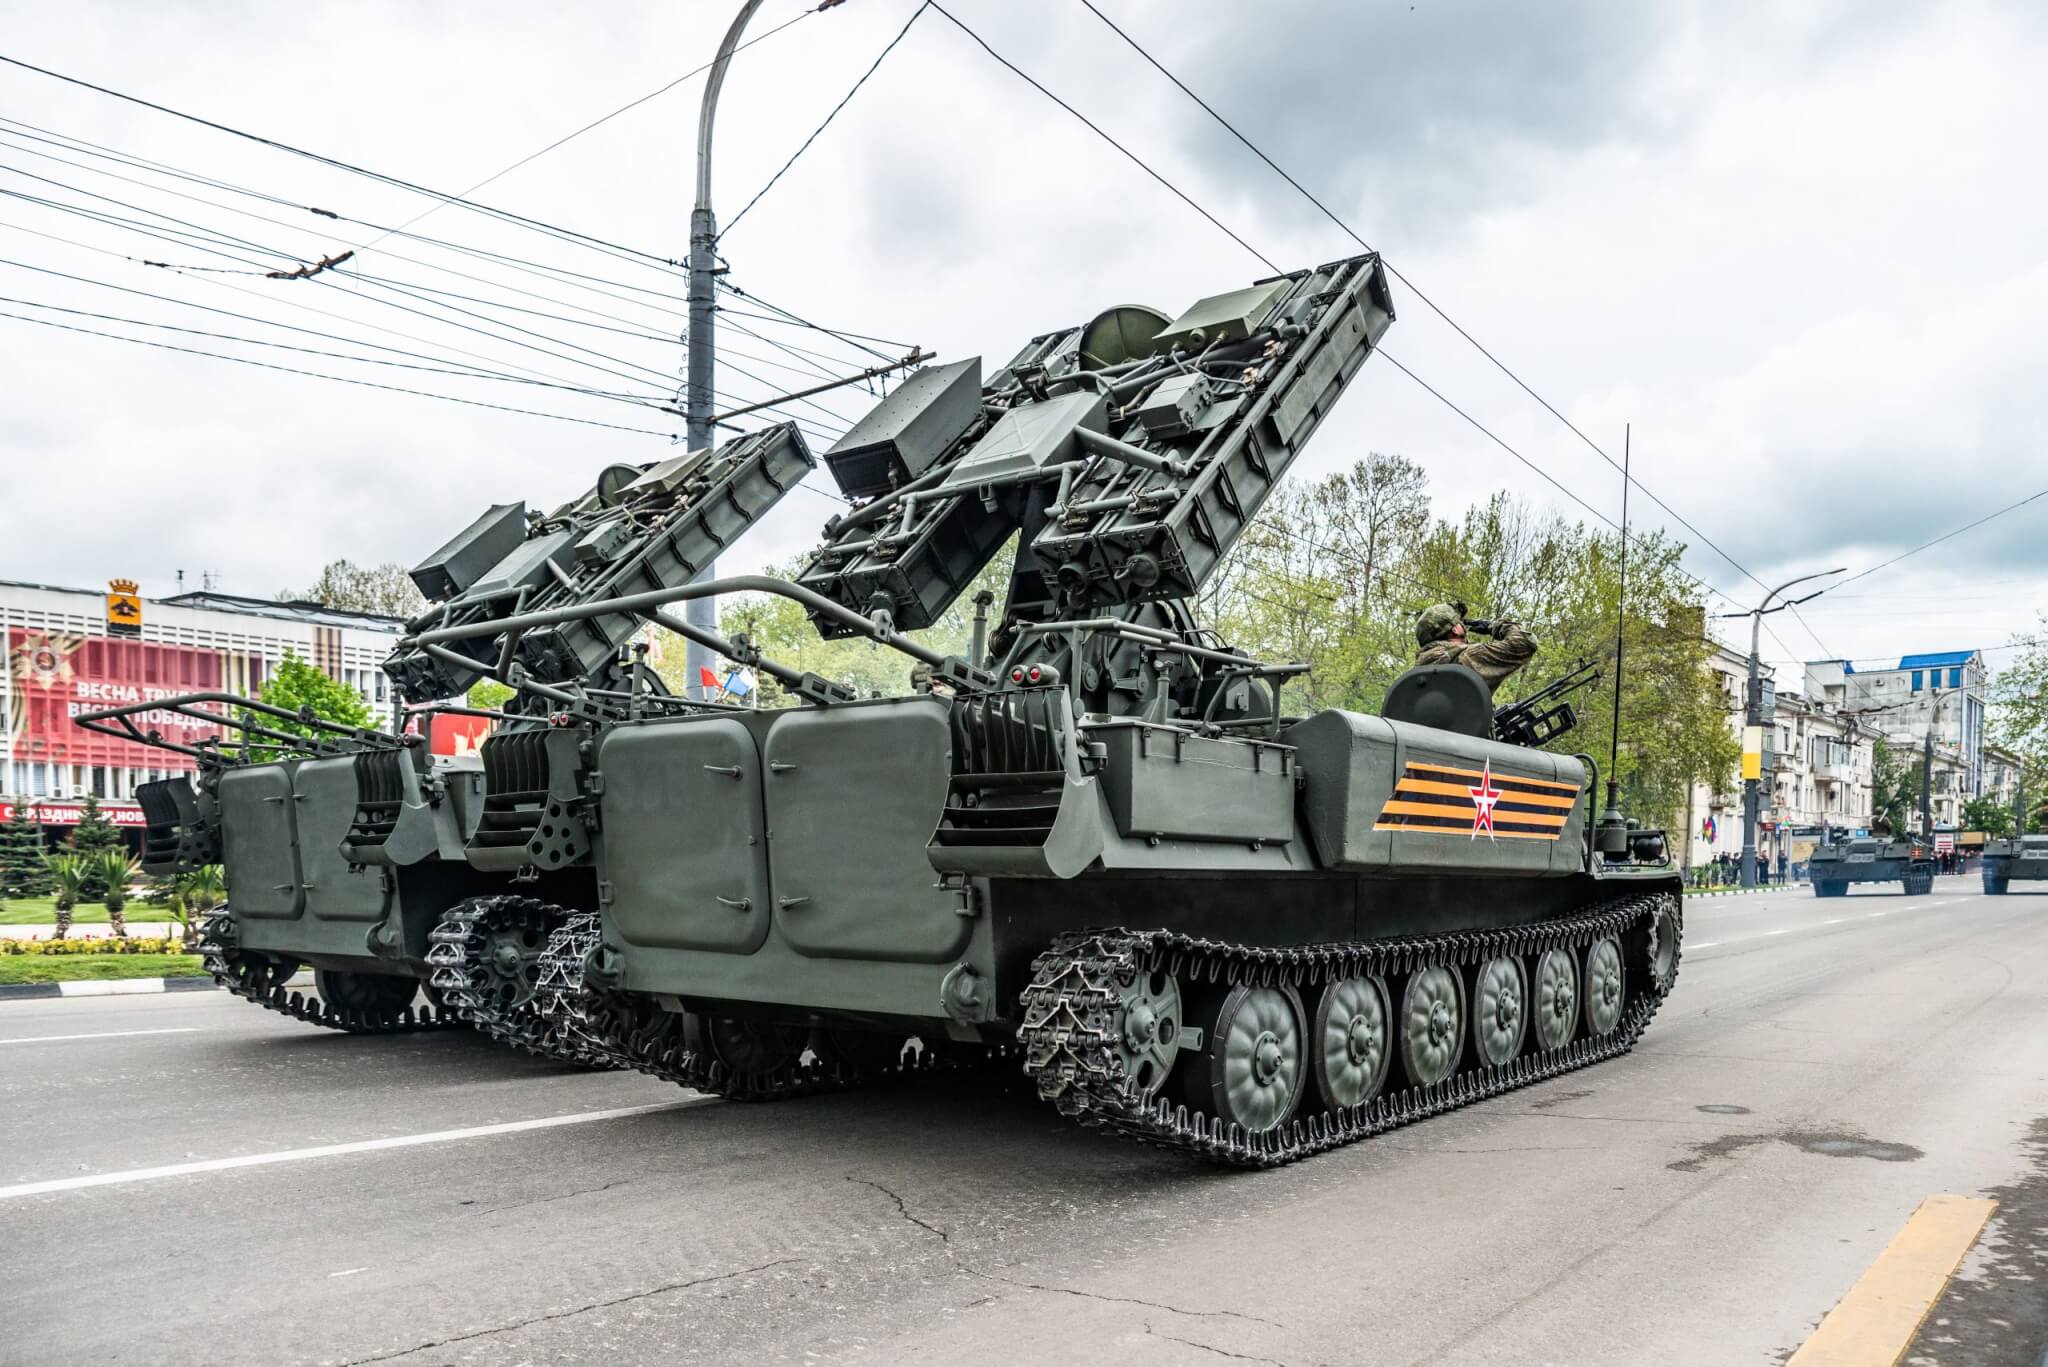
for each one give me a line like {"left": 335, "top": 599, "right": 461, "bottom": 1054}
{"left": 1468, "top": 759, "right": 1503, "bottom": 840}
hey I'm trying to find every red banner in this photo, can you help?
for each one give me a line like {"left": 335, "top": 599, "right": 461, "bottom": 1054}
{"left": 0, "top": 800, "right": 146, "bottom": 828}
{"left": 8, "top": 627, "right": 228, "bottom": 771}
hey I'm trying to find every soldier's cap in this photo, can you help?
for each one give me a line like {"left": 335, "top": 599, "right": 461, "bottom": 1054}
{"left": 1416, "top": 603, "right": 1463, "bottom": 646}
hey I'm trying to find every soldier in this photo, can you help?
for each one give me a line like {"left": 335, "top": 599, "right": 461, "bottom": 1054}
{"left": 909, "top": 660, "right": 953, "bottom": 698}
{"left": 1414, "top": 603, "right": 1538, "bottom": 696}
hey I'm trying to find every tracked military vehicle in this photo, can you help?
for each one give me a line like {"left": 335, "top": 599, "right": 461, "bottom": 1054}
{"left": 1982, "top": 834, "right": 2048, "bottom": 894}
{"left": 402, "top": 252, "right": 1685, "bottom": 1166}
{"left": 77, "top": 425, "right": 819, "bottom": 1049}
{"left": 1808, "top": 835, "right": 1935, "bottom": 897}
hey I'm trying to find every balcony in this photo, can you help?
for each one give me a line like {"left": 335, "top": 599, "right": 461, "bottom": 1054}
{"left": 1812, "top": 757, "right": 1851, "bottom": 783}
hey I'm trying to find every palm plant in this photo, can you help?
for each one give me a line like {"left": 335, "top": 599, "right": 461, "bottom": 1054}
{"left": 170, "top": 865, "right": 225, "bottom": 949}
{"left": 98, "top": 849, "right": 140, "bottom": 939}
{"left": 44, "top": 853, "right": 86, "bottom": 941}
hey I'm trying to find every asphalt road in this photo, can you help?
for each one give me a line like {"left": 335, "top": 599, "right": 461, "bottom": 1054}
{"left": 2, "top": 877, "right": 2043, "bottom": 1367}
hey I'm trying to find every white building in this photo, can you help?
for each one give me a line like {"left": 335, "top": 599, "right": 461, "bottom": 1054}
{"left": 1804, "top": 651, "right": 1990, "bottom": 800}
{"left": 1681, "top": 644, "right": 1877, "bottom": 873}
{"left": 2, "top": 578, "right": 404, "bottom": 830}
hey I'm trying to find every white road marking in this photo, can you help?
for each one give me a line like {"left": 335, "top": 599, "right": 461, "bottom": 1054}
{"left": 1823, "top": 918, "right": 1847, "bottom": 925}
{"left": 0, "top": 1099, "right": 710, "bottom": 1201}
{"left": 0, "top": 1028, "right": 201, "bottom": 1046}
{"left": 329, "top": 1268, "right": 368, "bottom": 1278}
{"left": 1870, "top": 911, "right": 1889, "bottom": 918}
{"left": 1764, "top": 929, "right": 1792, "bottom": 936}
{"left": 1688, "top": 941, "right": 1721, "bottom": 950}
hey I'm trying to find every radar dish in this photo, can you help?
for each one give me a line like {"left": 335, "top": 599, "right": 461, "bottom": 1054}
{"left": 1076, "top": 305, "right": 1170, "bottom": 371}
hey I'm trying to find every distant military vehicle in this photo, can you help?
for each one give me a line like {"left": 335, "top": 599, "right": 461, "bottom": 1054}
{"left": 1981, "top": 834, "right": 2048, "bottom": 894}
{"left": 1808, "top": 835, "right": 1935, "bottom": 897}
{"left": 78, "top": 426, "right": 817, "bottom": 1047}
{"left": 400, "top": 253, "right": 1685, "bottom": 1166}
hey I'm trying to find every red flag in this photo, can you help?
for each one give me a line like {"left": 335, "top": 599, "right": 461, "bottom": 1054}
{"left": 699, "top": 665, "right": 722, "bottom": 690}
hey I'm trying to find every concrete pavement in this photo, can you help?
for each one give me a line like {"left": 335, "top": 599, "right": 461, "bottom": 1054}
{"left": 0, "top": 880, "right": 2041, "bottom": 1366}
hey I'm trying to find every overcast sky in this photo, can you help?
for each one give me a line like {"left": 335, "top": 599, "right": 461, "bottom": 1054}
{"left": 4, "top": 0, "right": 2044, "bottom": 686}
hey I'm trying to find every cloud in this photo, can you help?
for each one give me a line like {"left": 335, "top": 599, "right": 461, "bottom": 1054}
{"left": 1, "top": 0, "right": 2043, "bottom": 681}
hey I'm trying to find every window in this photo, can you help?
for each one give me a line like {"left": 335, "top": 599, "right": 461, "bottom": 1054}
{"left": 1911, "top": 670, "right": 1923, "bottom": 691}
{"left": 1949, "top": 667, "right": 1962, "bottom": 688}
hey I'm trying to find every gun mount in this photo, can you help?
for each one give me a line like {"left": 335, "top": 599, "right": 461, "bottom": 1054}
{"left": 1494, "top": 659, "right": 1601, "bottom": 749}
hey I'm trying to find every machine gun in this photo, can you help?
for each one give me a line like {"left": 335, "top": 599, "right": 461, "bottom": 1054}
{"left": 1492, "top": 658, "right": 1600, "bottom": 748}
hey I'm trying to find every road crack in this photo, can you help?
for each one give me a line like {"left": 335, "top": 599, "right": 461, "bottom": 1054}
{"left": 1145, "top": 1320, "right": 1290, "bottom": 1365}
{"left": 461, "top": 1175, "right": 640, "bottom": 1218}
{"left": 336, "top": 1257, "right": 799, "bottom": 1364}
{"left": 845, "top": 1172, "right": 1280, "bottom": 1328}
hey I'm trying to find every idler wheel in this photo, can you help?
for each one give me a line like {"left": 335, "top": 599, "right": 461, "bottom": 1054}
{"left": 1399, "top": 965, "right": 1465, "bottom": 1087}
{"left": 1469, "top": 956, "right": 1527, "bottom": 1069}
{"left": 314, "top": 969, "right": 419, "bottom": 1016}
{"left": 1531, "top": 948, "right": 1579, "bottom": 1052}
{"left": 1643, "top": 900, "right": 1681, "bottom": 997}
{"left": 229, "top": 953, "right": 297, "bottom": 997}
{"left": 1196, "top": 983, "right": 1306, "bottom": 1134}
{"left": 1582, "top": 936, "right": 1625, "bottom": 1038}
{"left": 1311, "top": 975, "right": 1392, "bottom": 1111}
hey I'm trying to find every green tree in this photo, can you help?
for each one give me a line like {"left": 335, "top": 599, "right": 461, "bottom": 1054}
{"left": 1991, "top": 622, "right": 2047, "bottom": 828}
{"left": 281, "top": 559, "right": 425, "bottom": 618}
{"left": 467, "top": 679, "right": 515, "bottom": 711}
{"left": 0, "top": 798, "right": 50, "bottom": 898}
{"left": 248, "top": 651, "right": 375, "bottom": 758}
{"left": 1870, "top": 738, "right": 1917, "bottom": 835}
{"left": 1959, "top": 794, "right": 2015, "bottom": 839}
{"left": 68, "top": 793, "right": 125, "bottom": 900}
{"left": 45, "top": 852, "right": 86, "bottom": 940}
{"left": 97, "top": 849, "right": 138, "bottom": 939}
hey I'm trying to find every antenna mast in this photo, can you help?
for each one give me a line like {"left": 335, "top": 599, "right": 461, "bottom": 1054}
{"left": 1594, "top": 424, "right": 1631, "bottom": 859}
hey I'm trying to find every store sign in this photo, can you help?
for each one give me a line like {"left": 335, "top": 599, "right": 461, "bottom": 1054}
{"left": 0, "top": 800, "right": 147, "bottom": 828}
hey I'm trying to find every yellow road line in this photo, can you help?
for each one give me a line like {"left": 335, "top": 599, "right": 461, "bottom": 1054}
{"left": 1788, "top": 1194, "right": 1996, "bottom": 1366}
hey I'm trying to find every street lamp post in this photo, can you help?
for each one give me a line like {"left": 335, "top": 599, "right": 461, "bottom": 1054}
{"left": 1729, "top": 569, "right": 1844, "bottom": 888}
{"left": 681, "top": 0, "right": 769, "bottom": 700}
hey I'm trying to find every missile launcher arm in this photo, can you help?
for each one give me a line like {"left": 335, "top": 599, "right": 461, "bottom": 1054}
{"left": 796, "top": 255, "right": 1392, "bottom": 639}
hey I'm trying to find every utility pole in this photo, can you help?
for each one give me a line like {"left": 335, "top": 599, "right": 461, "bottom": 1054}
{"left": 682, "top": 0, "right": 768, "bottom": 700}
{"left": 1726, "top": 568, "right": 1844, "bottom": 888}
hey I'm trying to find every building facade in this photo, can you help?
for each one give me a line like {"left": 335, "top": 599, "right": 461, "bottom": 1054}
{"left": 1682, "top": 644, "right": 1878, "bottom": 874}
{"left": 1804, "top": 651, "right": 1989, "bottom": 800}
{"left": 2, "top": 578, "right": 404, "bottom": 831}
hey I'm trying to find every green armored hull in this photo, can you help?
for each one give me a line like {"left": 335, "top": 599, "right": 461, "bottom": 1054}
{"left": 1808, "top": 838, "right": 1935, "bottom": 897}
{"left": 1982, "top": 835, "right": 2048, "bottom": 894}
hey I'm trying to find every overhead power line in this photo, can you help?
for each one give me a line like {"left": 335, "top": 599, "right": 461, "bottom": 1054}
{"left": 0, "top": 52, "right": 686, "bottom": 275}
{"left": 1827, "top": 487, "right": 2048, "bottom": 593}
{"left": 924, "top": 2, "right": 1277, "bottom": 273}
{"left": 0, "top": 306, "right": 678, "bottom": 435}
{"left": 1068, "top": 0, "right": 1846, "bottom": 657}
{"left": 723, "top": 1, "right": 932, "bottom": 239}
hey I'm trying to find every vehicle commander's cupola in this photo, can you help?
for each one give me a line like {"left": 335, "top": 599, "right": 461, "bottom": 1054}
{"left": 1379, "top": 664, "right": 1493, "bottom": 739}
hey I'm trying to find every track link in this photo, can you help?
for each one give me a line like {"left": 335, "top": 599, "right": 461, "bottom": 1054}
{"left": 1017, "top": 890, "right": 1680, "bottom": 1167}
{"left": 427, "top": 896, "right": 623, "bottom": 1069}
{"left": 199, "top": 908, "right": 449, "bottom": 1035}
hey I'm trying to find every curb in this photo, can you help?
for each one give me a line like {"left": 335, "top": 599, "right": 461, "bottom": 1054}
{"left": 0, "top": 976, "right": 221, "bottom": 1001}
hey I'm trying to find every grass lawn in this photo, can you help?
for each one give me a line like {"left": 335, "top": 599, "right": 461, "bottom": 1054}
{"left": 0, "top": 953, "right": 209, "bottom": 984}
{"left": 0, "top": 898, "right": 183, "bottom": 925}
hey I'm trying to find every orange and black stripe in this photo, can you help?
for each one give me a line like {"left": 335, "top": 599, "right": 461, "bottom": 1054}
{"left": 1372, "top": 760, "right": 1581, "bottom": 842}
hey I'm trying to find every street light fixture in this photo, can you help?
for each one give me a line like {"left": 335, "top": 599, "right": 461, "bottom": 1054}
{"left": 1722, "top": 568, "right": 1844, "bottom": 887}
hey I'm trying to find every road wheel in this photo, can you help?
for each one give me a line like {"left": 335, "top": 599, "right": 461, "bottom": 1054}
{"left": 1531, "top": 948, "right": 1578, "bottom": 1052}
{"left": 1311, "top": 975, "right": 1392, "bottom": 1111}
{"left": 1196, "top": 983, "right": 1306, "bottom": 1134}
{"left": 1983, "top": 877, "right": 2008, "bottom": 896}
{"left": 1399, "top": 965, "right": 1465, "bottom": 1087}
{"left": 1469, "top": 956, "right": 1527, "bottom": 1069}
{"left": 1582, "top": 937, "right": 1625, "bottom": 1038}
